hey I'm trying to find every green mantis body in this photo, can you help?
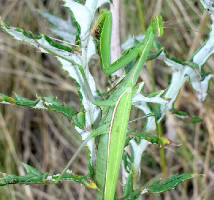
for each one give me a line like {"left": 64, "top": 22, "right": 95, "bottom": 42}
{"left": 93, "top": 10, "right": 163, "bottom": 76}
{"left": 0, "top": 0, "right": 207, "bottom": 197}
{"left": 0, "top": 9, "right": 164, "bottom": 200}
{"left": 0, "top": 3, "right": 200, "bottom": 198}
{"left": 93, "top": 10, "right": 164, "bottom": 200}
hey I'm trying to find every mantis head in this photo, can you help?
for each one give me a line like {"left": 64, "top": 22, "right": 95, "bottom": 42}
{"left": 151, "top": 16, "right": 164, "bottom": 37}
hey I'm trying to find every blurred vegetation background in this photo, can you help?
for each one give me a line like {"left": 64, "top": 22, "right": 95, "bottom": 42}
{"left": 0, "top": 0, "right": 213, "bottom": 199}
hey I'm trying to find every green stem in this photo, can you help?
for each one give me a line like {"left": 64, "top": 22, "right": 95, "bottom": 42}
{"left": 136, "top": 0, "right": 156, "bottom": 91}
{"left": 156, "top": 120, "right": 168, "bottom": 178}
{"left": 136, "top": 0, "right": 146, "bottom": 33}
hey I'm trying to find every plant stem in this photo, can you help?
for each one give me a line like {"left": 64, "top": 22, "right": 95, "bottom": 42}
{"left": 136, "top": 0, "right": 156, "bottom": 91}
{"left": 136, "top": 0, "right": 146, "bottom": 33}
{"left": 157, "top": 120, "right": 168, "bottom": 178}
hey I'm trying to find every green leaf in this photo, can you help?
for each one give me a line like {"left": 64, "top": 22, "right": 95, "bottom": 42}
{"left": 0, "top": 164, "right": 97, "bottom": 189}
{"left": 123, "top": 171, "right": 134, "bottom": 198}
{"left": 191, "top": 116, "right": 203, "bottom": 124}
{"left": 0, "top": 165, "right": 48, "bottom": 186}
{"left": 122, "top": 168, "right": 141, "bottom": 200}
{"left": 39, "top": 11, "right": 76, "bottom": 43}
{"left": 63, "top": 0, "right": 111, "bottom": 42}
{"left": 15, "top": 96, "right": 39, "bottom": 107}
{"left": 172, "top": 109, "right": 203, "bottom": 125}
{"left": 129, "top": 132, "right": 171, "bottom": 147}
{"left": 63, "top": 0, "right": 92, "bottom": 41}
{"left": 0, "top": 21, "right": 81, "bottom": 65}
{"left": 23, "top": 164, "right": 43, "bottom": 176}
{"left": 0, "top": 11, "right": 100, "bottom": 157}
{"left": 122, "top": 152, "right": 133, "bottom": 174}
{"left": 142, "top": 174, "right": 196, "bottom": 194}
{"left": 0, "top": 94, "right": 85, "bottom": 129}
{"left": 172, "top": 110, "right": 189, "bottom": 119}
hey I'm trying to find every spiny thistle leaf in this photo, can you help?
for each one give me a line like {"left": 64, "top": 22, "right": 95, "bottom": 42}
{"left": 142, "top": 174, "right": 196, "bottom": 194}
{"left": 128, "top": 132, "right": 171, "bottom": 147}
{"left": 123, "top": 170, "right": 140, "bottom": 200}
{"left": 172, "top": 109, "right": 203, "bottom": 124}
{"left": 0, "top": 21, "right": 81, "bottom": 65}
{"left": 23, "top": 164, "right": 44, "bottom": 176}
{"left": 39, "top": 11, "right": 76, "bottom": 43}
{"left": 63, "top": 0, "right": 92, "bottom": 41}
{"left": 123, "top": 31, "right": 213, "bottom": 175}
{"left": 0, "top": 9, "right": 99, "bottom": 158}
{"left": 0, "top": 164, "right": 97, "bottom": 189}
{"left": 63, "top": 0, "right": 111, "bottom": 42}
{"left": 0, "top": 94, "right": 85, "bottom": 129}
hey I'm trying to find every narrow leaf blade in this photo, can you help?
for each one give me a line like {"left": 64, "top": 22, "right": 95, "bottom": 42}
{"left": 0, "top": 94, "right": 85, "bottom": 129}
{"left": 143, "top": 174, "right": 196, "bottom": 194}
{"left": 0, "top": 164, "right": 97, "bottom": 189}
{"left": 0, "top": 21, "right": 81, "bottom": 65}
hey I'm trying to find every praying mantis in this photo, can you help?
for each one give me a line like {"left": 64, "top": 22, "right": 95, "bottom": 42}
{"left": 0, "top": 1, "right": 210, "bottom": 198}
{"left": 92, "top": 10, "right": 164, "bottom": 200}
{"left": 0, "top": 8, "right": 164, "bottom": 199}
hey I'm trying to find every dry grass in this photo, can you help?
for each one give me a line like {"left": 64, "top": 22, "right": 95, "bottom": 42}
{"left": 0, "top": 0, "right": 213, "bottom": 199}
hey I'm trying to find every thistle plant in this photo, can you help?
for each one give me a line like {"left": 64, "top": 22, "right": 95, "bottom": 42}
{"left": 0, "top": 0, "right": 213, "bottom": 199}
